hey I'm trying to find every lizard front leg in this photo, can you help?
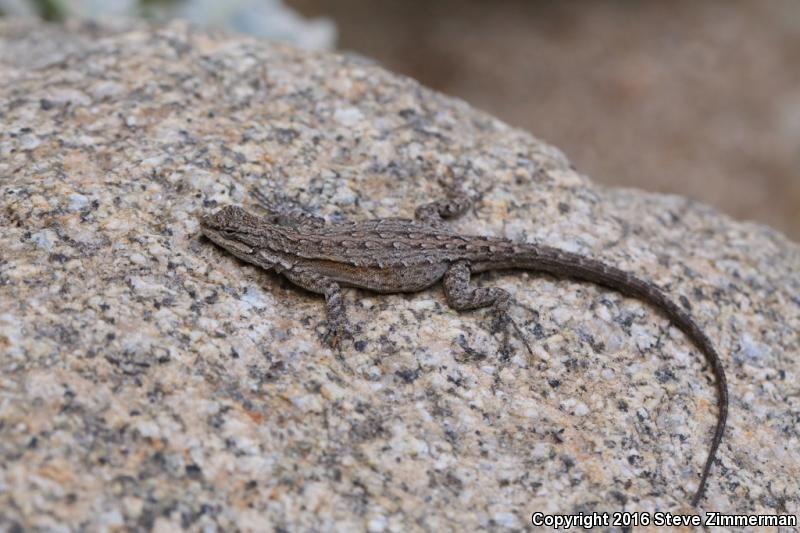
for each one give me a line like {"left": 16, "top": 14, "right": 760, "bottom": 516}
{"left": 252, "top": 187, "right": 326, "bottom": 229}
{"left": 282, "top": 267, "right": 352, "bottom": 348}
{"left": 443, "top": 260, "right": 531, "bottom": 356}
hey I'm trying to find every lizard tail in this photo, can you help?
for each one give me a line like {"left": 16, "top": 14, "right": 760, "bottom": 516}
{"left": 506, "top": 247, "right": 728, "bottom": 506}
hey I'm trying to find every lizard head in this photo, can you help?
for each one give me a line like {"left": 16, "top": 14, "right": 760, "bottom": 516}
{"left": 200, "top": 205, "right": 254, "bottom": 232}
{"left": 199, "top": 205, "right": 265, "bottom": 258}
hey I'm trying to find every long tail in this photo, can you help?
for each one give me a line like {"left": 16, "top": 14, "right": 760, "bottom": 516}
{"left": 497, "top": 245, "right": 727, "bottom": 505}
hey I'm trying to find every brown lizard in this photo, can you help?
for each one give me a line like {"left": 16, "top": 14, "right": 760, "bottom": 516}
{"left": 199, "top": 188, "right": 727, "bottom": 506}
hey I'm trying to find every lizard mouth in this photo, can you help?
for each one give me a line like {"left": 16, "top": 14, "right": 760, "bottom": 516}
{"left": 200, "top": 225, "right": 254, "bottom": 255}
{"left": 200, "top": 206, "right": 233, "bottom": 231}
{"left": 199, "top": 213, "right": 221, "bottom": 231}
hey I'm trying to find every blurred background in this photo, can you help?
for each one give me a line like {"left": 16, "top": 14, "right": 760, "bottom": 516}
{"left": 3, "top": 0, "right": 798, "bottom": 240}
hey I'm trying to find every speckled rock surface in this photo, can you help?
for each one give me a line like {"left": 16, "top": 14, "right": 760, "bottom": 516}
{"left": 1, "top": 19, "right": 799, "bottom": 532}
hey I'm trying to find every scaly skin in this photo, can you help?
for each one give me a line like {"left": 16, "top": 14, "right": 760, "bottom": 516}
{"left": 200, "top": 194, "right": 727, "bottom": 506}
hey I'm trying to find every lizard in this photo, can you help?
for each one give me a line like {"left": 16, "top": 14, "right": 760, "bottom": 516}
{"left": 199, "top": 186, "right": 728, "bottom": 507}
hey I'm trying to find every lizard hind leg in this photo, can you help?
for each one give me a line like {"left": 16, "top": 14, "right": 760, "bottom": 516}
{"left": 443, "top": 260, "right": 533, "bottom": 357}
{"left": 414, "top": 193, "right": 473, "bottom": 227}
{"left": 414, "top": 167, "right": 494, "bottom": 226}
{"left": 414, "top": 171, "right": 475, "bottom": 227}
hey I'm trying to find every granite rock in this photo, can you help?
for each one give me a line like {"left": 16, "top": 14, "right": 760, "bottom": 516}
{"left": 1, "top": 19, "right": 799, "bottom": 532}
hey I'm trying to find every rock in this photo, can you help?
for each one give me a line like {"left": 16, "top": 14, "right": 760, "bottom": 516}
{"left": 1, "top": 19, "right": 798, "bottom": 531}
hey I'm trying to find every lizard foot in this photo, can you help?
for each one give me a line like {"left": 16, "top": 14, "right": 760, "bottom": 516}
{"left": 491, "top": 303, "right": 533, "bottom": 357}
{"left": 323, "top": 319, "right": 355, "bottom": 349}
{"left": 489, "top": 299, "right": 511, "bottom": 333}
